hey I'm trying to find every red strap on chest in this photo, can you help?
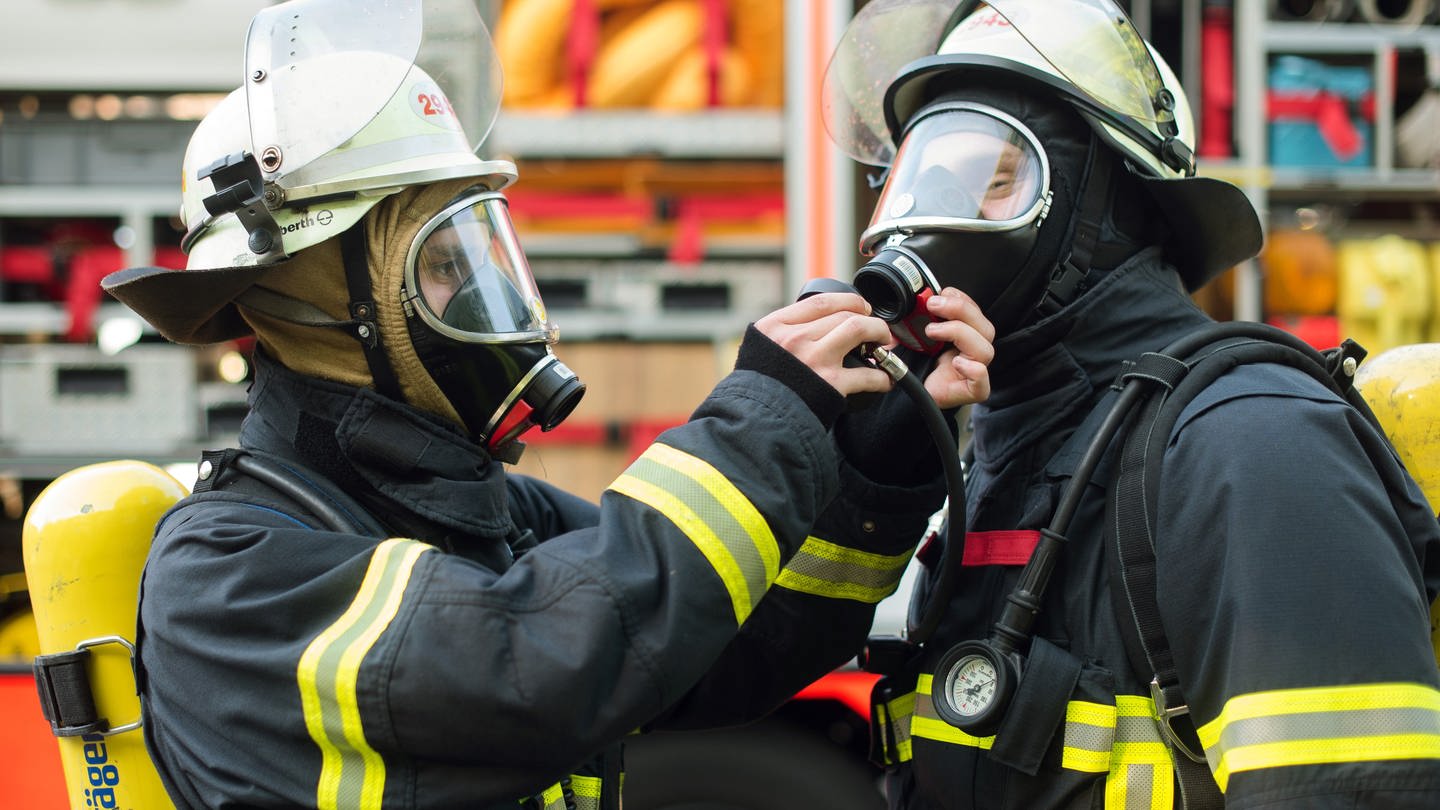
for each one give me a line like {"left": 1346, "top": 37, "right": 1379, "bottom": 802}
{"left": 961, "top": 530, "right": 1040, "bottom": 566}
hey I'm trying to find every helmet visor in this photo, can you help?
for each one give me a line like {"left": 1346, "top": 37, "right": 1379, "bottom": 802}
{"left": 864, "top": 104, "right": 1049, "bottom": 250}
{"left": 823, "top": 0, "right": 1171, "bottom": 167}
{"left": 245, "top": 0, "right": 501, "bottom": 179}
{"left": 404, "top": 192, "right": 556, "bottom": 344}
{"left": 822, "top": 0, "right": 958, "bottom": 167}
{"left": 982, "top": 0, "right": 1171, "bottom": 125}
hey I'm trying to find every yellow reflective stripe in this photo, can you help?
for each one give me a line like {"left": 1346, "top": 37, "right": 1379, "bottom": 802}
{"left": 911, "top": 715, "right": 997, "bottom": 749}
{"left": 298, "top": 539, "right": 433, "bottom": 810}
{"left": 912, "top": 673, "right": 996, "bottom": 749}
{"left": 536, "top": 782, "right": 566, "bottom": 809}
{"left": 642, "top": 443, "right": 782, "bottom": 582}
{"left": 1198, "top": 682, "right": 1440, "bottom": 790}
{"left": 570, "top": 775, "right": 602, "bottom": 810}
{"left": 1109, "top": 696, "right": 1172, "bottom": 810}
{"left": 914, "top": 684, "right": 1171, "bottom": 808}
{"left": 608, "top": 443, "right": 780, "bottom": 624}
{"left": 774, "top": 536, "right": 913, "bottom": 602}
{"left": 876, "top": 690, "right": 917, "bottom": 765}
{"left": 1062, "top": 700, "right": 1116, "bottom": 773}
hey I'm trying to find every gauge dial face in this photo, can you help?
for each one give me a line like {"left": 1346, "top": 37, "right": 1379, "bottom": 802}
{"left": 944, "top": 654, "right": 999, "bottom": 718}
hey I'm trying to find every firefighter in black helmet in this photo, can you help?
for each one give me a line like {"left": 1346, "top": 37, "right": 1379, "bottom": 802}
{"left": 823, "top": 1, "right": 1440, "bottom": 807}
{"left": 98, "top": 1, "right": 996, "bottom": 807}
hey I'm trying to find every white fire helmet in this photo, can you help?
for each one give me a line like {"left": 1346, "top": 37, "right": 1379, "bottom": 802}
{"left": 179, "top": 0, "right": 515, "bottom": 272}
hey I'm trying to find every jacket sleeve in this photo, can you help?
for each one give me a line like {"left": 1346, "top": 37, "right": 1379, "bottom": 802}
{"left": 1155, "top": 365, "right": 1440, "bottom": 807}
{"left": 505, "top": 471, "right": 600, "bottom": 539}
{"left": 647, "top": 383, "right": 951, "bottom": 730}
{"left": 371, "top": 366, "right": 854, "bottom": 800}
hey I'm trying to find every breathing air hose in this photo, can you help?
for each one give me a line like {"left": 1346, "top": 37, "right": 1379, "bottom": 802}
{"left": 796, "top": 277, "right": 967, "bottom": 647}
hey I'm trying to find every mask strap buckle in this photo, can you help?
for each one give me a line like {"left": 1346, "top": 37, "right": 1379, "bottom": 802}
{"left": 1040, "top": 141, "right": 1113, "bottom": 315}
{"left": 339, "top": 222, "right": 403, "bottom": 400}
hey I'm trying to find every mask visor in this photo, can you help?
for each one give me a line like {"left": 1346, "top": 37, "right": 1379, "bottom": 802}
{"left": 862, "top": 103, "right": 1049, "bottom": 254}
{"left": 404, "top": 192, "right": 557, "bottom": 344}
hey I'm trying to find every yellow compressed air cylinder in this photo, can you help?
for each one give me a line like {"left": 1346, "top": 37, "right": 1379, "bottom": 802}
{"left": 23, "top": 460, "right": 187, "bottom": 810}
{"left": 1356, "top": 343, "right": 1440, "bottom": 511}
{"left": 1354, "top": 343, "right": 1440, "bottom": 667}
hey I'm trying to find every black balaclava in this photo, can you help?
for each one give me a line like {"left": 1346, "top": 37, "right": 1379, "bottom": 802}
{"left": 890, "top": 77, "right": 1161, "bottom": 338}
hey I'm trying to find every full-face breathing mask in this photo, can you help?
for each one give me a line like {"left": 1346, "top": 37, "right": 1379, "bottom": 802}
{"left": 402, "top": 189, "right": 585, "bottom": 457}
{"left": 852, "top": 101, "right": 1052, "bottom": 354}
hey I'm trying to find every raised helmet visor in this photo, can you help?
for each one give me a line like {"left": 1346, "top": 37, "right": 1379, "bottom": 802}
{"left": 822, "top": 0, "right": 1176, "bottom": 169}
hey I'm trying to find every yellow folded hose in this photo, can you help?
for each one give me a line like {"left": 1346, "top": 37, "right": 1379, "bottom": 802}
{"left": 651, "top": 46, "right": 754, "bottom": 110}
{"left": 587, "top": 0, "right": 705, "bottom": 107}
{"left": 496, "top": 0, "right": 574, "bottom": 105}
{"left": 1337, "top": 234, "right": 1432, "bottom": 356}
{"left": 731, "top": 0, "right": 785, "bottom": 107}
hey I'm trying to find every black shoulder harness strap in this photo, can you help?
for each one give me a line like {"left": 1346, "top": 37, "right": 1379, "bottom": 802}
{"left": 1099, "top": 321, "right": 1373, "bottom": 808}
{"left": 192, "top": 447, "right": 388, "bottom": 538}
{"left": 32, "top": 448, "right": 388, "bottom": 746}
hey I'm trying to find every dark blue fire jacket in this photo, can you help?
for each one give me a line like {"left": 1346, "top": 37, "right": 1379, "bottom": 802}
{"left": 136, "top": 328, "right": 948, "bottom": 809}
{"left": 880, "top": 249, "right": 1440, "bottom": 809}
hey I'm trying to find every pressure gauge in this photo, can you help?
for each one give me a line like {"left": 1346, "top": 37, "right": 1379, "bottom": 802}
{"left": 931, "top": 639, "right": 1018, "bottom": 736}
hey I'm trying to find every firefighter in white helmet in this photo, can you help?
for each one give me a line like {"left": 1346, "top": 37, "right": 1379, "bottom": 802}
{"left": 822, "top": 1, "right": 1440, "bottom": 807}
{"left": 100, "top": 0, "right": 995, "bottom": 807}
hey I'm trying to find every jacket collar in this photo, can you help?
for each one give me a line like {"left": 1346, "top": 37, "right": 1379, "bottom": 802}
{"left": 970, "top": 248, "right": 1213, "bottom": 472}
{"left": 240, "top": 350, "right": 515, "bottom": 542}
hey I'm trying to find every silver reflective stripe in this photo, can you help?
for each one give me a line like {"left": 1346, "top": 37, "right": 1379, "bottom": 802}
{"left": 1198, "top": 682, "right": 1440, "bottom": 791}
{"left": 1213, "top": 706, "right": 1440, "bottom": 752}
{"left": 570, "top": 775, "right": 602, "bottom": 810}
{"left": 775, "top": 536, "right": 913, "bottom": 603}
{"left": 1114, "top": 761, "right": 1164, "bottom": 810}
{"left": 608, "top": 443, "right": 780, "bottom": 624}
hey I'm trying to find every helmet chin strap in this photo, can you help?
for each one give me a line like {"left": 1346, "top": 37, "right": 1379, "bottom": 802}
{"left": 223, "top": 225, "right": 401, "bottom": 400}
{"left": 338, "top": 222, "right": 403, "bottom": 400}
{"left": 1037, "top": 136, "right": 1113, "bottom": 317}
{"left": 227, "top": 224, "right": 402, "bottom": 400}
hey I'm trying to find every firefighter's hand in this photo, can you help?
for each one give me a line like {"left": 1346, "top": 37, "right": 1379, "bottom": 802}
{"left": 922, "top": 287, "right": 994, "bottom": 408}
{"left": 755, "top": 292, "right": 894, "bottom": 396}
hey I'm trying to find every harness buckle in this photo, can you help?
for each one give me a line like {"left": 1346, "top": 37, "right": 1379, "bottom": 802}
{"left": 33, "top": 635, "right": 144, "bottom": 738}
{"left": 1149, "top": 676, "right": 1207, "bottom": 764}
{"left": 858, "top": 635, "right": 918, "bottom": 676}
